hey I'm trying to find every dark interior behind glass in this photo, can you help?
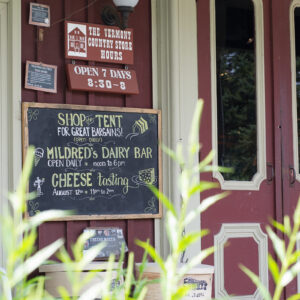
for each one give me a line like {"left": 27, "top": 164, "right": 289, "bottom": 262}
{"left": 216, "top": 0, "right": 257, "bottom": 181}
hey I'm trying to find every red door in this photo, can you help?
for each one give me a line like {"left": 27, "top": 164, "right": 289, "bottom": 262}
{"left": 197, "top": 0, "right": 299, "bottom": 297}
{"left": 277, "top": 0, "right": 300, "bottom": 297}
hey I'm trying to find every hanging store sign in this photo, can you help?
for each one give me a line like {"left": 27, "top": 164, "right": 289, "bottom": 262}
{"left": 65, "top": 21, "right": 134, "bottom": 65}
{"left": 66, "top": 64, "right": 139, "bottom": 94}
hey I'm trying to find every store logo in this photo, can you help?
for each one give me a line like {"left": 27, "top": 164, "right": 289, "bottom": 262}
{"left": 67, "top": 23, "right": 87, "bottom": 58}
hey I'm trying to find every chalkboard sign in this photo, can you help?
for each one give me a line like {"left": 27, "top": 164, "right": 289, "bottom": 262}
{"left": 83, "top": 227, "right": 128, "bottom": 259}
{"left": 22, "top": 103, "right": 162, "bottom": 220}
{"left": 29, "top": 3, "right": 50, "bottom": 27}
{"left": 25, "top": 61, "right": 57, "bottom": 93}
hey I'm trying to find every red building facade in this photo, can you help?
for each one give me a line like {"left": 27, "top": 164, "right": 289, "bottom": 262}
{"left": 1, "top": 0, "right": 300, "bottom": 298}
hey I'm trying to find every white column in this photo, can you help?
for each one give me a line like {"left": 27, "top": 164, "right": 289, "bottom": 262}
{"left": 0, "top": 0, "right": 21, "bottom": 270}
{"left": 152, "top": 0, "right": 200, "bottom": 260}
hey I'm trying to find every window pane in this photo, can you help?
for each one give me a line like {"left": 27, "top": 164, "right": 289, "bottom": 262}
{"left": 216, "top": 0, "right": 257, "bottom": 181}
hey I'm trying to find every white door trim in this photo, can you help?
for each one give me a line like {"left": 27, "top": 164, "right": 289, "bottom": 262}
{"left": 289, "top": 1, "right": 300, "bottom": 291}
{"left": 210, "top": 0, "right": 266, "bottom": 190}
{"left": 0, "top": 0, "right": 21, "bottom": 269}
{"left": 214, "top": 223, "right": 268, "bottom": 300}
{"left": 290, "top": 0, "right": 300, "bottom": 184}
{"left": 152, "top": 0, "right": 200, "bottom": 259}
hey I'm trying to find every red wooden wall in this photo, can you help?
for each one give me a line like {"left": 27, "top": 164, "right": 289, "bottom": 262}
{"left": 21, "top": 0, "right": 154, "bottom": 261}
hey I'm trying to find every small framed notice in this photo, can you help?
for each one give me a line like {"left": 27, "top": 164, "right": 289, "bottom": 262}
{"left": 29, "top": 3, "right": 50, "bottom": 27}
{"left": 25, "top": 61, "right": 57, "bottom": 93}
{"left": 83, "top": 227, "right": 128, "bottom": 259}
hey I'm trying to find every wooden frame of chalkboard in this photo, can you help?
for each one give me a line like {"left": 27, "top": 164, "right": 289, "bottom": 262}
{"left": 22, "top": 102, "right": 162, "bottom": 220}
{"left": 25, "top": 61, "right": 57, "bottom": 93}
{"left": 29, "top": 3, "right": 50, "bottom": 27}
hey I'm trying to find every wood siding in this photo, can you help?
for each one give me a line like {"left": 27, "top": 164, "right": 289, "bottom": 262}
{"left": 21, "top": 0, "right": 154, "bottom": 261}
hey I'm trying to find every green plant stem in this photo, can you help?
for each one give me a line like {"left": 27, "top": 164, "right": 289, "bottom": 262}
{"left": 273, "top": 220, "right": 300, "bottom": 300}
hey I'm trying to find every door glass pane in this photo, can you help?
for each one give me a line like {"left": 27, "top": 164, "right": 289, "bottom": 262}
{"left": 216, "top": 0, "right": 257, "bottom": 181}
{"left": 295, "top": 8, "right": 300, "bottom": 171}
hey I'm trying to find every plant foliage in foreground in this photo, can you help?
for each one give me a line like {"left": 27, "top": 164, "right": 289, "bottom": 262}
{"left": 0, "top": 147, "right": 124, "bottom": 300}
{"left": 241, "top": 197, "right": 300, "bottom": 300}
{"left": 0, "top": 99, "right": 228, "bottom": 300}
{"left": 137, "top": 99, "right": 229, "bottom": 300}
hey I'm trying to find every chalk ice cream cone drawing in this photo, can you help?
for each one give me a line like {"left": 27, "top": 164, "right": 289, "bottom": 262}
{"left": 34, "top": 148, "right": 44, "bottom": 166}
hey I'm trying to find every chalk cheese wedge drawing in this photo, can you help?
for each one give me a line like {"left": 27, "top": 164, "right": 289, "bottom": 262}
{"left": 138, "top": 168, "right": 155, "bottom": 185}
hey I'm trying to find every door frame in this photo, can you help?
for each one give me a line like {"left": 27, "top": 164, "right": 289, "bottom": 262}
{"left": 0, "top": 0, "right": 22, "bottom": 269}
{"left": 290, "top": 0, "right": 300, "bottom": 293}
{"left": 151, "top": 0, "right": 200, "bottom": 259}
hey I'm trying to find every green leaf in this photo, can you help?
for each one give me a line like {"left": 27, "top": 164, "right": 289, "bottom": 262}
{"left": 199, "top": 165, "right": 233, "bottom": 174}
{"left": 160, "top": 143, "right": 181, "bottom": 165}
{"left": 268, "top": 254, "right": 280, "bottom": 283}
{"left": 281, "top": 261, "right": 300, "bottom": 286}
{"left": 188, "top": 181, "right": 219, "bottom": 198}
{"left": 184, "top": 192, "right": 229, "bottom": 226}
{"left": 1, "top": 268, "right": 12, "bottom": 300}
{"left": 25, "top": 210, "right": 71, "bottom": 231}
{"left": 136, "top": 286, "right": 148, "bottom": 300}
{"left": 188, "top": 100, "right": 203, "bottom": 154}
{"left": 173, "top": 285, "right": 192, "bottom": 300}
{"left": 271, "top": 219, "right": 286, "bottom": 234}
{"left": 165, "top": 211, "right": 179, "bottom": 250}
{"left": 102, "top": 254, "right": 116, "bottom": 298}
{"left": 266, "top": 226, "right": 285, "bottom": 262}
{"left": 133, "top": 279, "right": 150, "bottom": 298}
{"left": 197, "top": 151, "right": 214, "bottom": 172}
{"left": 175, "top": 142, "right": 185, "bottom": 169}
{"left": 135, "top": 242, "right": 149, "bottom": 283}
{"left": 30, "top": 276, "right": 46, "bottom": 299}
{"left": 288, "top": 250, "right": 300, "bottom": 265}
{"left": 293, "top": 196, "right": 300, "bottom": 224}
{"left": 16, "top": 146, "right": 35, "bottom": 205}
{"left": 240, "top": 265, "right": 272, "bottom": 300}
{"left": 177, "top": 231, "right": 208, "bottom": 253}
{"left": 80, "top": 271, "right": 98, "bottom": 288}
{"left": 124, "top": 252, "right": 134, "bottom": 297}
{"left": 136, "top": 240, "right": 166, "bottom": 273}
{"left": 148, "top": 185, "right": 177, "bottom": 217}
{"left": 77, "top": 277, "right": 104, "bottom": 300}
{"left": 79, "top": 242, "right": 106, "bottom": 270}
{"left": 15, "top": 230, "right": 37, "bottom": 258}
{"left": 284, "top": 216, "right": 292, "bottom": 236}
{"left": 72, "top": 231, "right": 94, "bottom": 262}
{"left": 57, "top": 246, "right": 72, "bottom": 266}
{"left": 288, "top": 294, "right": 300, "bottom": 300}
{"left": 58, "top": 285, "right": 72, "bottom": 300}
{"left": 12, "top": 238, "right": 64, "bottom": 285}
{"left": 178, "top": 246, "right": 215, "bottom": 277}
